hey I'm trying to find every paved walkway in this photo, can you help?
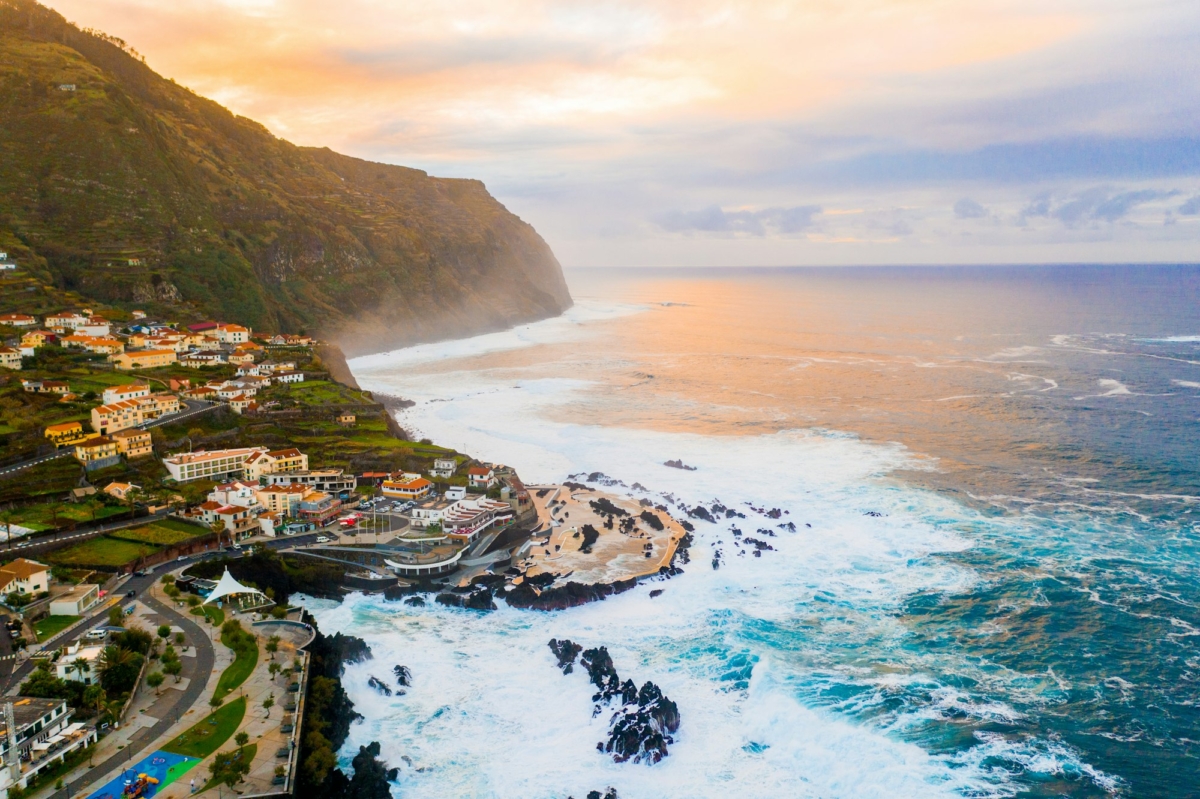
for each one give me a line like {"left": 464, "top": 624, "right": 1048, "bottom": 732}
{"left": 41, "top": 587, "right": 216, "bottom": 799}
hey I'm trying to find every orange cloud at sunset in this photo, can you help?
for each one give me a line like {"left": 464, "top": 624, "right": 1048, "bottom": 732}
{"left": 40, "top": 0, "right": 1200, "bottom": 266}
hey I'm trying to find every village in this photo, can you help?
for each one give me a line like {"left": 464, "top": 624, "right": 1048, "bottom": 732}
{"left": 0, "top": 266, "right": 688, "bottom": 799}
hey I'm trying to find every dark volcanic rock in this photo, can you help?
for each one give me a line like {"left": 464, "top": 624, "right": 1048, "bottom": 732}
{"left": 504, "top": 578, "right": 637, "bottom": 611}
{"left": 329, "top": 633, "right": 373, "bottom": 672}
{"left": 367, "top": 675, "right": 392, "bottom": 696}
{"left": 551, "top": 640, "right": 681, "bottom": 765}
{"left": 603, "top": 681, "right": 681, "bottom": 764}
{"left": 638, "top": 510, "right": 665, "bottom": 531}
{"left": 580, "top": 524, "right": 600, "bottom": 553}
{"left": 687, "top": 505, "right": 715, "bottom": 523}
{"left": 393, "top": 665, "right": 412, "bottom": 687}
{"left": 663, "top": 459, "right": 697, "bottom": 471}
{"left": 403, "top": 595, "right": 426, "bottom": 606}
{"left": 649, "top": 589, "right": 663, "bottom": 598}
{"left": 549, "top": 638, "right": 583, "bottom": 674}
{"left": 435, "top": 586, "right": 496, "bottom": 611}
{"left": 346, "top": 741, "right": 398, "bottom": 799}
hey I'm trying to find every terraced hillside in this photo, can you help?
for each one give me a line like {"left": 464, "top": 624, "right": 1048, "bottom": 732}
{"left": 0, "top": 0, "right": 572, "bottom": 355}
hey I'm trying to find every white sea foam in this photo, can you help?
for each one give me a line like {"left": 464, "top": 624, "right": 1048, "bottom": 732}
{"left": 325, "top": 306, "right": 1110, "bottom": 797}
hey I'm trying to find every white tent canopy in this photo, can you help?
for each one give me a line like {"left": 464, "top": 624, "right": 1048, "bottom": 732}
{"left": 203, "top": 568, "right": 268, "bottom": 605}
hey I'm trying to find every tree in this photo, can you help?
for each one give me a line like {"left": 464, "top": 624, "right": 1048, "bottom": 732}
{"left": 271, "top": 605, "right": 287, "bottom": 620}
{"left": 146, "top": 671, "right": 164, "bottom": 695}
{"left": 210, "top": 695, "right": 223, "bottom": 711}
{"left": 107, "top": 605, "right": 125, "bottom": 628}
{"left": 0, "top": 507, "right": 20, "bottom": 550}
{"left": 125, "top": 486, "right": 145, "bottom": 521}
{"left": 98, "top": 646, "right": 140, "bottom": 694}
{"left": 186, "top": 595, "right": 201, "bottom": 608}
{"left": 164, "top": 659, "right": 182, "bottom": 683}
{"left": 82, "top": 684, "right": 107, "bottom": 716}
{"left": 266, "top": 635, "right": 280, "bottom": 661}
{"left": 160, "top": 574, "right": 174, "bottom": 586}
{"left": 235, "top": 731, "right": 249, "bottom": 748}
{"left": 157, "top": 624, "right": 171, "bottom": 641}
{"left": 211, "top": 518, "right": 227, "bottom": 548}
{"left": 175, "top": 631, "right": 186, "bottom": 647}
{"left": 262, "top": 694, "right": 274, "bottom": 718}
{"left": 268, "top": 662, "right": 280, "bottom": 681}
{"left": 69, "top": 657, "right": 91, "bottom": 684}
{"left": 210, "top": 747, "right": 251, "bottom": 798}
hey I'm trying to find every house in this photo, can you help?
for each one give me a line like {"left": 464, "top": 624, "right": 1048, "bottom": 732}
{"left": 180, "top": 352, "right": 226, "bottom": 368}
{"left": 261, "top": 468, "right": 357, "bottom": 495}
{"left": 258, "top": 510, "right": 282, "bottom": 537}
{"left": 56, "top": 642, "right": 104, "bottom": 684}
{"left": 228, "top": 394, "right": 256, "bottom": 415}
{"left": 440, "top": 496, "right": 515, "bottom": 543}
{"left": 102, "top": 481, "right": 141, "bottom": 500}
{"left": 0, "top": 314, "right": 36, "bottom": 327}
{"left": 20, "top": 330, "right": 54, "bottom": 351}
{"left": 44, "top": 422, "right": 87, "bottom": 447}
{"left": 44, "top": 312, "right": 88, "bottom": 331}
{"left": 0, "top": 696, "right": 97, "bottom": 791}
{"left": 187, "top": 321, "right": 219, "bottom": 333}
{"left": 131, "top": 310, "right": 146, "bottom": 320}
{"left": 102, "top": 383, "right": 150, "bottom": 404}
{"left": 242, "top": 448, "right": 308, "bottom": 481}
{"left": 61, "top": 335, "right": 123, "bottom": 355}
{"left": 181, "top": 386, "right": 219, "bottom": 401}
{"left": 69, "top": 487, "right": 96, "bottom": 502}
{"left": 74, "top": 318, "right": 111, "bottom": 338}
{"left": 430, "top": 457, "right": 457, "bottom": 478}
{"left": 196, "top": 501, "right": 258, "bottom": 541}
{"left": 337, "top": 413, "right": 356, "bottom": 427}
{"left": 50, "top": 584, "right": 100, "bottom": 616}
{"left": 168, "top": 378, "right": 191, "bottom": 391}
{"left": 228, "top": 350, "right": 256, "bottom": 366}
{"left": 208, "top": 481, "right": 261, "bottom": 510}
{"left": 217, "top": 383, "right": 255, "bottom": 400}
{"left": 161, "top": 446, "right": 271, "bottom": 483}
{"left": 92, "top": 392, "right": 181, "bottom": 434}
{"left": 467, "top": 466, "right": 497, "bottom": 490}
{"left": 254, "top": 484, "right": 310, "bottom": 517}
{"left": 113, "top": 349, "right": 177, "bottom": 370}
{"left": 381, "top": 473, "right": 433, "bottom": 500}
{"left": 0, "top": 558, "right": 50, "bottom": 595}
{"left": 359, "top": 472, "right": 391, "bottom": 486}
{"left": 297, "top": 490, "right": 341, "bottom": 526}
{"left": 74, "top": 437, "right": 119, "bottom": 471}
{"left": 0, "top": 346, "right": 22, "bottom": 370}
{"left": 111, "top": 428, "right": 153, "bottom": 459}
{"left": 23, "top": 379, "right": 69, "bottom": 395}
{"left": 273, "top": 370, "right": 304, "bottom": 384}
{"left": 212, "top": 323, "right": 251, "bottom": 344}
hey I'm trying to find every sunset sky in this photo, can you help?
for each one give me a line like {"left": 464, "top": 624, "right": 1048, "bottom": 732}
{"left": 52, "top": 0, "right": 1200, "bottom": 267}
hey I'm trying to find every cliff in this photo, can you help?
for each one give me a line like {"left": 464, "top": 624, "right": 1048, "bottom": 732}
{"left": 0, "top": 0, "right": 572, "bottom": 356}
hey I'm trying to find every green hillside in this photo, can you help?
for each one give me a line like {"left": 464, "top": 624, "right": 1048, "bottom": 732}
{"left": 0, "top": 0, "right": 572, "bottom": 355}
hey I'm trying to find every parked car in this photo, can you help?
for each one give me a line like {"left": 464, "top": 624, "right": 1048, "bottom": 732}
{"left": 315, "top": 536, "right": 331, "bottom": 544}
{"left": 125, "top": 590, "right": 136, "bottom": 598}
{"left": 86, "top": 628, "right": 109, "bottom": 640}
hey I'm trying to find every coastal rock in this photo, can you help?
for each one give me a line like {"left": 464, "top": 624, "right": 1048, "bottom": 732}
{"left": 505, "top": 578, "right": 637, "bottom": 611}
{"left": 603, "top": 681, "right": 681, "bottom": 764}
{"left": 367, "top": 676, "right": 392, "bottom": 696}
{"left": 404, "top": 595, "right": 426, "bottom": 606}
{"left": 649, "top": 589, "right": 663, "bottom": 598}
{"left": 549, "top": 638, "right": 583, "bottom": 674}
{"left": 638, "top": 511, "right": 665, "bottom": 531}
{"left": 687, "top": 506, "right": 715, "bottom": 523}
{"left": 664, "top": 459, "right": 697, "bottom": 471}
{"left": 393, "top": 665, "right": 412, "bottom": 687}
{"left": 580, "top": 524, "right": 600, "bottom": 554}
{"left": 346, "top": 741, "right": 399, "bottom": 799}
{"left": 550, "top": 640, "right": 681, "bottom": 765}
{"left": 329, "top": 633, "right": 373, "bottom": 672}
{"left": 435, "top": 586, "right": 497, "bottom": 611}
{"left": 778, "top": 522, "right": 797, "bottom": 532}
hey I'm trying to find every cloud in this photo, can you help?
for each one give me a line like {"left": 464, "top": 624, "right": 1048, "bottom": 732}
{"left": 1180, "top": 196, "right": 1200, "bottom": 215}
{"left": 1047, "top": 188, "right": 1177, "bottom": 227}
{"left": 654, "top": 205, "right": 822, "bottom": 236}
{"left": 953, "top": 198, "right": 987, "bottom": 218}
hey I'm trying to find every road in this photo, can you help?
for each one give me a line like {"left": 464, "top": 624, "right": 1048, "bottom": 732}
{"left": 46, "top": 587, "right": 216, "bottom": 799}
{"left": 0, "top": 449, "right": 70, "bottom": 478}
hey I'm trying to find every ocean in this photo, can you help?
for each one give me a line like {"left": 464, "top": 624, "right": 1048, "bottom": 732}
{"left": 306, "top": 264, "right": 1200, "bottom": 798}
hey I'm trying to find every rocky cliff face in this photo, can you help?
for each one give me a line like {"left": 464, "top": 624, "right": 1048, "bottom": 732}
{"left": 0, "top": 0, "right": 572, "bottom": 354}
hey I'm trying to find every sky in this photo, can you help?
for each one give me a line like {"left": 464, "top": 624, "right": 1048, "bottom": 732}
{"left": 52, "top": 0, "right": 1200, "bottom": 267}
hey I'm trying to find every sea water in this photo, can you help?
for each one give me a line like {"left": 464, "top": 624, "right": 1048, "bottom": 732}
{"left": 308, "top": 265, "right": 1200, "bottom": 798}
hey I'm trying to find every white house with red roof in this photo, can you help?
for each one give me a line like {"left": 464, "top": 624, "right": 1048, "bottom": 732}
{"left": 467, "top": 465, "right": 497, "bottom": 489}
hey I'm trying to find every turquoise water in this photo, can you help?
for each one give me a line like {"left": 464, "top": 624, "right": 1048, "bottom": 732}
{"left": 333, "top": 264, "right": 1200, "bottom": 798}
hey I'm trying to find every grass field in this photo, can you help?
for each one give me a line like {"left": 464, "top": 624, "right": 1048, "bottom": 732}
{"left": 110, "top": 519, "right": 209, "bottom": 546}
{"left": 161, "top": 697, "right": 247, "bottom": 759}
{"left": 11, "top": 500, "right": 128, "bottom": 532}
{"left": 190, "top": 605, "right": 225, "bottom": 626}
{"left": 213, "top": 631, "right": 258, "bottom": 701}
{"left": 46, "top": 537, "right": 158, "bottom": 567}
{"left": 34, "top": 615, "right": 80, "bottom": 640}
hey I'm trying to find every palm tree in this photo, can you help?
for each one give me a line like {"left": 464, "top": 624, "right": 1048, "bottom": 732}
{"left": 98, "top": 645, "right": 135, "bottom": 686}
{"left": 83, "top": 685, "right": 107, "bottom": 717}
{"left": 70, "top": 657, "right": 91, "bottom": 684}
{"left": 0, "top": 507, "right": 18, "bottom": 550}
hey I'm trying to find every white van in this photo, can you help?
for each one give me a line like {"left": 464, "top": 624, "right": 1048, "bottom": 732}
{"left": 315, "top": 536, "right": 331, "bottom": 544}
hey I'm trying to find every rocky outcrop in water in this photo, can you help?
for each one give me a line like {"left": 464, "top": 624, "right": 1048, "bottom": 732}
{"left": 505, "top": 577, "right": 637, "bottom": 611}
{"left": 664, "top": 459, "right": 697, "bottom": 471}
{"left": 344, "top": 741, "right": 400, "bottom": 799}
{"left": 367, "top": 676, "right": 392, "bottom": 696}
{"left": 435, "top": 585, "right": 497, "bottom": 611}
{"left": 549, "top": 638, "right": 583, "bottom": 674}
{"left": 548, "top": 640, "right": 681, "bottom": 765}
{"left": 569, "top": 790, "right": 619, "bottom": 799}
{"left": 394, "top": 665, "right": 412, "bottom": 687}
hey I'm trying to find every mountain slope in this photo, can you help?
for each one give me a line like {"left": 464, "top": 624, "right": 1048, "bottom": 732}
{"left": 0, "top": 0, "right": 572, "bottom": 356}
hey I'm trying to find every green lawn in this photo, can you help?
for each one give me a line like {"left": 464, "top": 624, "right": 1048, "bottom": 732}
{"left": 198, "top": 744, "right": 257, "bottom": 795}
{"left": 33, "top": 615, "right": 80, "bottom": 640}
{"left": 11, "top": 500, "right": 128, "bottom": 532}
{"left": 161, "top": 697, "right": 247, "bottom": 759}
{"left": 110, "top": 519, "right": 209, "bottom": 546}
{"left": 46, "top": 537, "right": 158, "bottom": 568}
{"left": 213, "top": 631, "right": 259, "bottom": 702}
{"left": 189, "top": 605, "right": 225, "bottom": 626}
